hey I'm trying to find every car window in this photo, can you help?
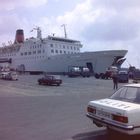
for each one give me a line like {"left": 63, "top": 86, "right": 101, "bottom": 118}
{"left": 111, "top": 87, "right": 127, "bottom": 99}
{"left": 110, "top": 87, "right": 139, "bottom": 103}
{"left": 54, "top": 75, "right": 60, "bottom": 79}
{"left": 46, "top": 76, "right": 53, "bottom": 80}
{"left": 135, "top": 89, "right": 140, "bottom": 103}
{"left": 125, "top": 87, "right": 137, "bottom": 100}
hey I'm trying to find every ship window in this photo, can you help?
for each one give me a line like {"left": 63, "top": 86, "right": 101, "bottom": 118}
{"left": 64, "top": 51, "right": 66, "bottom": 54}
{"left": 55, "top": 50, "right": 58, "bottom": 53}
{"left": 38, "top": 50, "right": 41, "bottom": 54}
{"left": 51, "top": 49, "right": 54, "bottom": 53}
{"left": 50, "top": 44, "right": 53, "bottom": 47}
{"left": 71, "top": 46, "right": 73, "bottom": 49}
{"left": 33, "top": 51, "right": 36, "bottom": 54}
{"left": 28, "top": 52, "right": 31, "bottom": 55}
{"left": 21, "top": 53, "right": 23, "bottom": 56}
{"left": 24, "top": 52, "right": 27, "bottom": 55}
{"left": 43, "top": 50, "right": 45, "bottom": 53}
{"left": 63, "top": 45, "right": 65, "bottom": 49}
{"left": 60, "top": 50, "right": 62, "bottom": 54}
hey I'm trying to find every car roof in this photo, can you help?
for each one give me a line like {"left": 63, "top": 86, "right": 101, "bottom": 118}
{"left": 124, "top": 83, "right": 140, "bottom": 88}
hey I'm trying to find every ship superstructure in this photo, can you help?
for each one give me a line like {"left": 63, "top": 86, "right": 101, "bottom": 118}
{"left": 0, "top": 27, "right": 127, "bottom": 75}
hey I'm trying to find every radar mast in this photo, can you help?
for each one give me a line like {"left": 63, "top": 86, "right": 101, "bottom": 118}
{"left": 61, "top": 24, "right": 67, "bottom": 38}
{"left": 31, "top": 27, "right": 42, "bottom": 39}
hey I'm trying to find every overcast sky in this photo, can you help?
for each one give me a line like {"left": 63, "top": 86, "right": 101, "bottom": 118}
{"left": 0, "top": 0, "right": 140, "bottom": 68}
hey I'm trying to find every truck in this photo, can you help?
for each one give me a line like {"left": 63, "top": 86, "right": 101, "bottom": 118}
{"left": 118, "top": 70, "right": 129, "bottom": 83}
{"left": 95, "top": 66, "right": 118, "bottom": 79}
{"left": 133, "top": 70, "right": 140, "bottom": 83}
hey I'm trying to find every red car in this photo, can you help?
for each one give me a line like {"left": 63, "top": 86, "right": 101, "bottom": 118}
{"left": 38, "top": 75, "right": 62, "bottom": 86}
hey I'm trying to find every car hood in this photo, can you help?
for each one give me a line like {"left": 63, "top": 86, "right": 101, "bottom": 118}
{"left": 89, "top": 98, "right": 140, "bottom": 112}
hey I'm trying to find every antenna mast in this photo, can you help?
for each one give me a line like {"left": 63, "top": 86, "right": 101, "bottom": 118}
{"left": 31, "top": 26, "right": 42, "bottom": 39}
{"left": 61, "top": 24, "right": 67, "bottom": 38}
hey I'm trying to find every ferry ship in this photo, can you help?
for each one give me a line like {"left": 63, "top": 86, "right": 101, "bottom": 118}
{"left": 0, "top": 27, "right": 127, "bottom": 75}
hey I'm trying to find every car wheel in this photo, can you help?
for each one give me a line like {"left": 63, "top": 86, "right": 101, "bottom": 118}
{"left": 39, "top": 82, "right": 41, "bottom": 85}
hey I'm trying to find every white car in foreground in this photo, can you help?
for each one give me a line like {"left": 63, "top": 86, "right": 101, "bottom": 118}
{"left": 86, "top": 84, "right": 140, "bottom": 135}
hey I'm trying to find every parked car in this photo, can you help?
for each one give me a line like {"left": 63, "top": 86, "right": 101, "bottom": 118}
{"left": 0, "top": 71, "right": 18, "bottom": 80}
{"left": 86, "top": 84, "right": 140, "bottom": 135}
{"left": 38, "top": 75, "right": 62, "bottom": 86}
{"left": 0, "top": 72, "right": 8, "bottom": 79}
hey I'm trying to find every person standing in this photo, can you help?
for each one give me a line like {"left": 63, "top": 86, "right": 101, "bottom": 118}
{"left": 112, "top": 71, "right": 118, "bottom": 90}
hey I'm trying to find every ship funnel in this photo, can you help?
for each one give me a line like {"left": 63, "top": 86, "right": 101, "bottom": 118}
{"left": 15, "top": 29, "right": 24, "bottom": 43}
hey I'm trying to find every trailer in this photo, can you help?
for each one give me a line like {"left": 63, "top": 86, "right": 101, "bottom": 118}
{"left": 67, "top": 66, "right": 91, "bottom": 77}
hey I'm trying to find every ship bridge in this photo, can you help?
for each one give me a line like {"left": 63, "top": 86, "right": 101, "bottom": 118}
{"left": 48, "top": 36, "right": 82, "bottom": 45}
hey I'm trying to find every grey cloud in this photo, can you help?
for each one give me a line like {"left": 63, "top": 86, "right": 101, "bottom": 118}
{"left": 93, "top": 0, "right": 140, "bottom": 10}
{"left": 0, "top": 0, "right": 48, "bottom": 10}
{"left": 81, "top": 16, "right": 140, "bottom": 42}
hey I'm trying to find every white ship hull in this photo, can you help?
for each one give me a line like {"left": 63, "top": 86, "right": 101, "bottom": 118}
{"left": 10, "top": 50, "right": 127, "bottom": 74}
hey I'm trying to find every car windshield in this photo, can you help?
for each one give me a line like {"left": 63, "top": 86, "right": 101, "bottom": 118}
{"left": 110, "top": 86, "right": 140, "bottom": 103}
{"left": 45, "top": 76, "right": 53, "bottom": 80}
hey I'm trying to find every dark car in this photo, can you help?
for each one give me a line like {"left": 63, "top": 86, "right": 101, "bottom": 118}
{"left": 38, "top": 75, "right": 62, "bottom": 86}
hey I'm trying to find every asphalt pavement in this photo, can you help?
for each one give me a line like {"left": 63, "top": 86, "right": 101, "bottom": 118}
{"left": 0, "top": 75, "right": 138, "bottom": 140}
